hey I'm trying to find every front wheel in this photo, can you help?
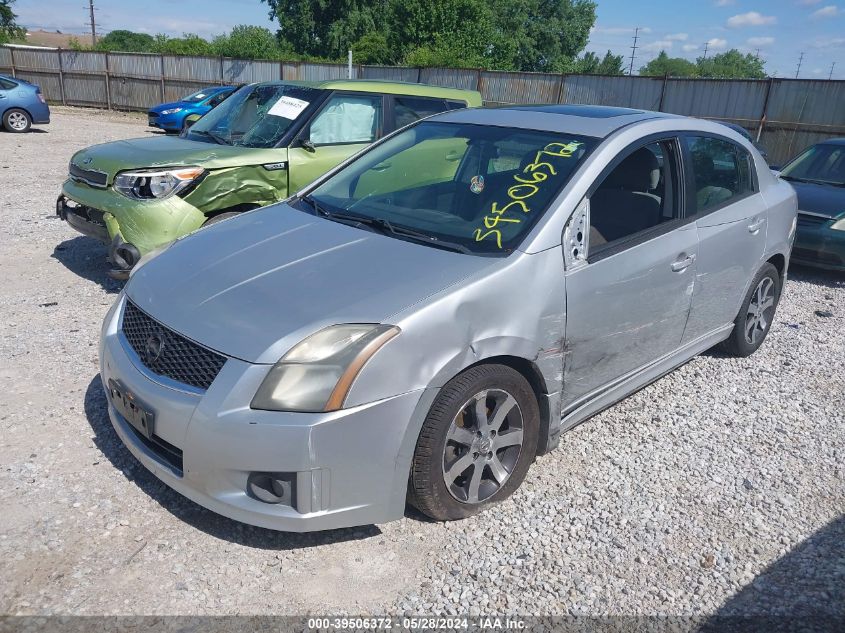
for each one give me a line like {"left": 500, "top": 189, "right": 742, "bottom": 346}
{"left": 410, "top": 364, "right": 539, "bottom": 521}
{"left": 720, "top": 262, "right": 781, "bottom": 357}
{"left": 3, "top": 108, "right": 31, "bottom": 133}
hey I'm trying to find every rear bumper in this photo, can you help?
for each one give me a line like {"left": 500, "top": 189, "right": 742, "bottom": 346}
{"left": 27, "top": 101, "right": 50, "bottom": 124}
{"left": 792, "top": 222, "right": 845, "bottom": 272}
{"left": 99, "top": 295, "right": 427, "bottom": 531}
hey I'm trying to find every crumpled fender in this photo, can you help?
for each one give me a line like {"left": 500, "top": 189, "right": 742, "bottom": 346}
{"left": 182, "top": 164, "right": 288, "bottom": 214}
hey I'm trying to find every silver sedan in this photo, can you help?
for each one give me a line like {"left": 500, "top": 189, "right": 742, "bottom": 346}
{"left": 99, "top": 105, "right": 797, "bottom": 532}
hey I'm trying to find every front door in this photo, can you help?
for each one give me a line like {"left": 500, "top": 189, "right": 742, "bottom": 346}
{"left": 562, "top": 138, "right": 698, "bottom": 408}
{"left": 288, "top": 92, "right": 384, "bottom": 194}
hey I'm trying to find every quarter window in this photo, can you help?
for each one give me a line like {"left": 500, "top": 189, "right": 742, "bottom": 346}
{"left": 0, "top": 78, "right": 16, "bottom": 90}
{"left": 393, "top": 96, "right": 462, "bottom": 129}
{"left": 309, "top": 94, "right": 382, "bottom": 145}
{"left": 589, "top": 140, "right": 680, "bottom": 250}
{"left": 686, "top": 136, "right": 754, "bottom": 214}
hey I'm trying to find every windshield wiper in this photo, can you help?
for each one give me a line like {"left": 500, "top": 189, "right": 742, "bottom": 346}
{"left": 300, "top": 196, "right": 472, "bottom": 254}
{"left": 190, "top": 129, "right": 230, "bottom": 146}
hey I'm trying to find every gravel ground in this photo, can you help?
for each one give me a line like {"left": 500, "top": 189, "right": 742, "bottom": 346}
{"left": 0, "top": 107, "right": 843, "bottom": 619}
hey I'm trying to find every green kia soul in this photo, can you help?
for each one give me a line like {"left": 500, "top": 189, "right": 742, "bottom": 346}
{"left": 57, "top": 80, "right": 482, "bottom": 274}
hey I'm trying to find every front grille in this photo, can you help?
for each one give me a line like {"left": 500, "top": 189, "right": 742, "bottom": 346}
{"left": 69, "top": 163, "right": 108, "bottom": 188}
{"left": 121, "top": 300, "right": 227, "bottom": 390}
{"left": 125, "top": 423, "right": 184, "bottom": 475}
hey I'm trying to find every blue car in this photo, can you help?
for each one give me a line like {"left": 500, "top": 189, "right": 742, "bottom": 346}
{"left": 147, "top": 86, "right": 235, "bottom": 133}
{"left": 779, "top": 139, "right": 845, "bottom": 272}
{"left": 0, "top": 73, "right": 50, "bottom": 133}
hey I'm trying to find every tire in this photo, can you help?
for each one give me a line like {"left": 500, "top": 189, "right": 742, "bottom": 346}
{"left": 3, "top": 108, "right": 31, "bottom": 133}
{"left": 203, "top": 211, "right": 240, "bottom": 226}
{"left": 410, "top": 364, "right": 540, "bottom": 521}
{"left": 719, "top": 262, "right": 781, "bottom": 357}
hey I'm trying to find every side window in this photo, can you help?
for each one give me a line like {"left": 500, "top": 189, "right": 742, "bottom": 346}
{"left": 309, "top": 93, "right": 382, "bottom": 145}
{"left": 589, "top": 140, "right": 680, "bottom": 250}
{"left": 0, "top": 78, "right": 16, "bottom": 90}
{"left": 393, "top": 96, "right": 452, "bottom": 129}
{"left": 207, "top": 91, "right": 230, "bottom": 108}
{"left": 686, "top": 136, "right": 755, "bottom": 214}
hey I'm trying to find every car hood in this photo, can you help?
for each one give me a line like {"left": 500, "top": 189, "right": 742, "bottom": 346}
{"left": 70, "top": 137, "right": 289, "bottom": 181}
{"left": 149, "top": 100, "right": 188, "bottom": 113}
{"left": 125, "top": 204, "right": 498, "bottom": 364}
{"left": 790, "top": 180, "right": 845, "bottom": 219}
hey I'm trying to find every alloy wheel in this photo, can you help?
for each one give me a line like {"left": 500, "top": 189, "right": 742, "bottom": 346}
{"left": 441, "top": 388, "right": 524, "bottom": 504}
{"left": 7, "top": 111, "right": 28, "bottom": 131}
{"left": 745, "top": 277, "right": 776, "bottom": 345}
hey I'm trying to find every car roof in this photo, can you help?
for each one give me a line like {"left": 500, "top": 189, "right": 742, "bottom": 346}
{"left": 818, "top": 138, "right": 845, "bottom": 146}
{"left": 433, "top": 104, "right": 680, "bottom": 138}
{"left": 251, "top": 79, "right": 481, "bottom": 101}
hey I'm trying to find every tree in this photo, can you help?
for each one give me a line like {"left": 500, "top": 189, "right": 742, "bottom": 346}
{"left": 95, "top": 30, "right": 156, "bottom": 52}
{"left": 152, "top": 33, "right": 214, "bottom": 56}
{"left": 212, "top": 25, "right": 280, "bottom": 59}
{"left": 575, "top": 50, "right": 625, "bottom": 75}
{"left": 640, "top": 51, "right": 697, "bottom": 77}
{"left": 696, "top": 49, "right": 766, "bottom": 79}
{"left": 351, "top": 32, "right": 392, "bottom": 65}
{"left": 261, "top": 0, "right": 386, "bottom": 60}
{"left": 0, "top": 0, "right": 25, "bottom": 44}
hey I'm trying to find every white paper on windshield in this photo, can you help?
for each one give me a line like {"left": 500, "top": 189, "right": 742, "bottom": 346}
{"left": 267, "top": 96, "right": 310, "bottom": 120}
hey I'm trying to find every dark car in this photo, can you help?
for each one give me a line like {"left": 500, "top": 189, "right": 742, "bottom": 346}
{"left": 0, "top": 73, "right": 50, "bottom": 133}
{"left": 778, "top": 139, "right": 845, "bottom": 271}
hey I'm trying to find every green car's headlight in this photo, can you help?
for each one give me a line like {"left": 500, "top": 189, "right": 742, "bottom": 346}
{"left": 113, "top": 166, "right": 204, "bottom": 200}
{"left": 251, "top": 324, "right": 400, "bottom": 412}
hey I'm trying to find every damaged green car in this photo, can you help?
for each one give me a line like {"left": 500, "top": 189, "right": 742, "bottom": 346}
{"left": 57, "top": 80, "right": 482, "bottom": 273}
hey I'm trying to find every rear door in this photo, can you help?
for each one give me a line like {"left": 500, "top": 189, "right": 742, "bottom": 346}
{"left": 680, "top": 134, "right": 766, "bottom": 343}
{"left": 287, "top": 91, "right": 384, "bottom": 194}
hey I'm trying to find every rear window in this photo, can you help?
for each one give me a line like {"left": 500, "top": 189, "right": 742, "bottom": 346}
{"left": 0, "top": 78, "right": 17, "bottom": 90}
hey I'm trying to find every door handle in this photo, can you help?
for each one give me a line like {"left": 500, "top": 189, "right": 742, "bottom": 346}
{"left": 748, "top": 217, "right": 765, "bottom": 233}
{"left": 671, "top": 254, "right": 696, "bottom": 272}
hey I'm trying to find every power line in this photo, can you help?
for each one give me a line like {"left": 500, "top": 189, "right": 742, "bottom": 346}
{"left": 85, "top": 0, "right": 97, "bottom": 46}
{"left": 702, "top": 41, "right": 709, "bottom": 60}
{"left": 628, "top": 27, "right": 640, "bottom": 76}
{"left": 795, "top": 51, "right": 804, "bottom": 79}
{"left": 830, "top": 62, "right": 837, "bottom": 80}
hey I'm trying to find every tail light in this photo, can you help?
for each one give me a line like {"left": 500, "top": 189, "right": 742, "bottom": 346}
{"left": 37, "top": 92, "right": 46, "bottom": 104}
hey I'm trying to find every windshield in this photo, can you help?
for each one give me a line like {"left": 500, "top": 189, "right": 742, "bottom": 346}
{"left": 781, "top": 143, "right": 845, "bottom": 186}
{"left": 186, "top": 84, "right": 322, "bottom": 148}
{"left": 181, "top": 89, "right": 214, "bottom": 103}
{"left": 300, "top": 121, "right": 596, "bottom": 254}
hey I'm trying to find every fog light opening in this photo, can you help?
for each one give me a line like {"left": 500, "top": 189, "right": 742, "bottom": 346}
{"left": 247, "top": 472, "right": 296, "bottom": 506}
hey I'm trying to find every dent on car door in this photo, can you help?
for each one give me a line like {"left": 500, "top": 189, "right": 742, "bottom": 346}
{"left": 287, "top": 92, "right": 384, "bottom": 194}
{"left": 562, "top": 138, "right": 698, "bottom": 408}
{"left": 680, "top": 135, "right": 766, "bottom": 343}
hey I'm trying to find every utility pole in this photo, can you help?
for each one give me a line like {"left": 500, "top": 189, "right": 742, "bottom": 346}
{"left": 702, "top": 41, "right": 709, "bottom": 60}
{"left": 830, "top": 62, "right": 837, "bottom": 80}
{"left": 628, "top": 27, "right": 640, "bottom": 75}
{"left": 86, "top": 0, "right": 97, "bottom": 47}
{"left": 795, "top": 51, "right": 804, "bottom": 78}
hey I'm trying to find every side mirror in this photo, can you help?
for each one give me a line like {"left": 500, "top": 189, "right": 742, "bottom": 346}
{"left": 301, "top": 138, "right": 316, "bottom": 153}
{"left": 180, "top": 114, "right": 201, "bottom": 137}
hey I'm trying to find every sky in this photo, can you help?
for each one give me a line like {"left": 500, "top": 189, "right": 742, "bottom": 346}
{"left": 13, "top": 0, "right": 845, "bottom": 79}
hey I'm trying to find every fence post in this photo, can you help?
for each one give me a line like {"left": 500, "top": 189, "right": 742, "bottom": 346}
{"left": 219, "top": 56, "right": 224, "bottom": 85}
{"left": 475, "top": 67, "right": 482, "bottom": 94}
{"left": 416, "top": 67, "right": 422, "bottom": 84}
{"left": 756, "top": 77, "right": 774, "bottom": 143}
{"left": 104, "top": 51, "right": 112, "bottom": 110}
{"left": 159, "top": 54, "right": 165, "bottom": 102}
{"left": 57, "top": 48, "right": 66, "bottom": 105}
{"left": 556, "top": 74, "right": 566, "bottom": 104}
{"left": 658, "top": 74, "right": 669, "bottom": 111}
{"left": 9, "top": 46, "right": 15, "bottom": 78}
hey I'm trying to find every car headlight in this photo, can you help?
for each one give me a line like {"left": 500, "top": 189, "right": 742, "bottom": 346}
{"left": 251, "top": 324, "right": 400, "bottom": 412}
{"left": 113, "top": 167, "right": 204, "bottom": 200}
{"left": 160, "top": 107, "right": 183, "bottom": 115}
{"left": 831, "top": 217, "right": 845, "bottom": 231}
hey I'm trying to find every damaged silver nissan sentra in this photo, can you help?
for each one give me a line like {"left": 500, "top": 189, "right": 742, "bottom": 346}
{"left": 100, "top": 105, "right": 797, "bottom": 532}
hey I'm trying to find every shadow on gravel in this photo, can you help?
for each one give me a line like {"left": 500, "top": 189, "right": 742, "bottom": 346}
{"left": 699, "top": 515, "right": 845, "bottom": 632}
{"left": 787, "top": 263, "right": 845, "bottom": 289}
{"left": 52, "top": 235, "right": 123, "bottom": 293}
{"left": 84, "top": 375, "right": 382, "bottom": 548}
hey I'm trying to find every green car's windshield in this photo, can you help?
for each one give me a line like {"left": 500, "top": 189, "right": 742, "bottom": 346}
{"left": 186, "top": 84, "right": 322, "bottom": 148}
{"left": 301, "top": 121, "right": 596, "bottom": 254}
{"left": 781, "top": 143, "right": 845, "bottom": 186}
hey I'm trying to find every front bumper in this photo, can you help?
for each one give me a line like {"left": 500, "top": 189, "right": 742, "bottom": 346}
{"left": 60, "top": 178, "right": 207, "bottom": 260}
{"left": 792, "top": 216, "right": 845, "bottom": 272}
{"left": 148, "top": 111, "right": 183, "bottom": 131}
{"left": 99, "top": 296, "right": 428, "bottom": 531}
